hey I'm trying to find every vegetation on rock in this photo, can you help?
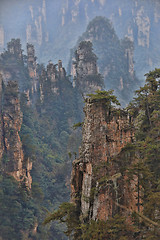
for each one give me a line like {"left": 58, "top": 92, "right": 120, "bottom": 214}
{"left": 0, "top": 31, "right": 160, "bottom": 239}
{"left": 69, "top": 16, "right": 140, "bottom": 105}
{"left": 45, "top": 68, "right": 160, "bottom": 239}
{"left": 0, "top": 39, "right": 82, "bottom": 240}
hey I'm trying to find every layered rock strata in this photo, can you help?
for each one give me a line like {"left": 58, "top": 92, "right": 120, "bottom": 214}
{"left": 71, "top": 98, "right": 139, "bottom": 222}
{"left": 0, "top": 79, "right": 32, "bottom": 188}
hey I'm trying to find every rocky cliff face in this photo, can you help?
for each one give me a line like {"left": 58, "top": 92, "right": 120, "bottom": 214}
{"left": 0, "top": 40, "right": 72, "bottom": 189}
{"left": 71, "top": 98, "right": 139, "bottom": 222}
{"left": 0, "top": 39, "right": 81, "bottom": 239}
{"left": 0, "top": 79, "right": 32, "bottom": 188}
{"left": 39, "top": 59, "right": 67, "bottom": 102}
{"left": 73, "top": 41, "right": 103, "bottom": 95}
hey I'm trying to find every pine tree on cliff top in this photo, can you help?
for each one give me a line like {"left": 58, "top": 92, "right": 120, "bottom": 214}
{"left": 44, "top": 69, "right": 160, "bottom": 239}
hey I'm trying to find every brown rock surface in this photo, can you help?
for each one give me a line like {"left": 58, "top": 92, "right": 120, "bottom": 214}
{"left": 71, "top": 98, "right": 140, "bottom": 222}
{"left": 0, "top": 80, "right": 32, "bottom": 188}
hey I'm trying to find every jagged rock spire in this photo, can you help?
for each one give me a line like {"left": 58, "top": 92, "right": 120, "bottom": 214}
{"left": 73, "top": 41, "right": 103, "bottom": 95}
{"left": 27, "top": 43, "right": 37, "bottom": 78}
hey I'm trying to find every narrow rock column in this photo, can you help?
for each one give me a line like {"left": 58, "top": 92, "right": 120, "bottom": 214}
{"left": 73, "top": 41, "right": 103, "bottom": 95}
{"left": 1, "top": 81, "right": 32, "bottom": 188}
{"left": 71, "top": 98, "right": 137, "bottom": 222}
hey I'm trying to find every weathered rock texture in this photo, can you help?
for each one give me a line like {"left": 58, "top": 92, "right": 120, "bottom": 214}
{"left": 0, "top": 80, "right": 32, "bottom": 188}
{"left": 71, "top": 98, "right": 139, "bottom": 222}
{"left": 73, "top": 41, "right": 103, "bottom": 95}
{"left": 27, "top": 43, "right": 39, "bottom": 104}
{"left": 27, "top": 43, "right": 37, "bottom": 79}
{"left": 39, "top": 60, "right": 67, "bottom": 101}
